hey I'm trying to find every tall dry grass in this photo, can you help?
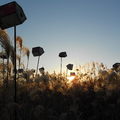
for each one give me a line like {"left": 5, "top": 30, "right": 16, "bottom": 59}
{"left": 1, "top": 28, "right": 120, "bottom": 120}
{"left": 0, "top": 62, "right": 120, "bottom": 120}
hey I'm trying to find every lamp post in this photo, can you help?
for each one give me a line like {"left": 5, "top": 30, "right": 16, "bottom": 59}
{"left": 0, "top": 1, "right": 26, "bottom": 120}
{"left": 32, "top": 46, "right": 44, "bottom": 75}
{"left": 66, "top": 63, "right": 73, "bottom": 77}
{"left": 59, "top": 51, "right": 67, "bottom": 75}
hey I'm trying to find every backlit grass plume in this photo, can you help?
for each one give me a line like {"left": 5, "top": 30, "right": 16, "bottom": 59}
{"left": 16, "top": 36, "right": 23, "bottom": 49}
{"left": 0, "top": 29, "right": 12, "bottom": 58}
{"left": 0, "top": 28, "right": 13, "bottom": 88}
{"left": 16, "top": 54, "right": 21, "bottom": 69}
{"left": 21, "top": 46, "right": 30, "bottom": 69}
{"left": 16, "top": 36, "right": 23, "bottom": 70}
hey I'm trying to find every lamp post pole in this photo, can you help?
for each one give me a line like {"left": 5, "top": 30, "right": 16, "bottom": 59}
{"left": 60, "top": 57, "right": 62, "bottom": 75}
{"left": 14, "top": 26, "right": 17, "bottom": 103}
{"left": 32, "top": 46, "right": 44, "bottom": 76}
{"left": 14, "top": 26, "right": 17, "bottom": 120}
{"left": 59, "top": 52, "right": 67, "bottom": 75}
{"left": 66, "top": 68, "right": 68, "bottom": 78}
{"left": 2, "top": 46, "right": 5, "bottom": 80}
{"left": 36, "top": 56, "right": 40, "bottom": 75}
{"left": 66, "top": 64, "right": 73, "bottom": 78}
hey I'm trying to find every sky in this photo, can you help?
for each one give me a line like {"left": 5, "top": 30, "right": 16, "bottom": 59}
{"left": 0, "top": 0, "right": 120, "bottom": 74}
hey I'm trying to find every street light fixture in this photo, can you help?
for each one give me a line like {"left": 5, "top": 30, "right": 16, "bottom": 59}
{"left": 66, "top": 64, "right": 73, "bottom": 70}
{"left": 32, "top": 46, "right": 44, "bottom": 75}
{"left": 0, "top": 1, "right": 27, "bottom": 29}
{"left": 66, "top": 63, "right": 73, "bottom": 77}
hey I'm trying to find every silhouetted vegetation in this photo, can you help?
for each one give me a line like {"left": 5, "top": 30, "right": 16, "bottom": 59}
{"left": 0, "top": 62, "right": 120, "bottom": 120}
{"left": 0, "top": 28, "right": 120, "bottom": 120}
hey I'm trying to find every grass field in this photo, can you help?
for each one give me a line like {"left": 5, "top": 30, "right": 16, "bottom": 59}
{"left": 0, "top": 62, "right": 120, "bottom": 120}
{"left": 0, "top": 28, "right": 120, "bottom": 120}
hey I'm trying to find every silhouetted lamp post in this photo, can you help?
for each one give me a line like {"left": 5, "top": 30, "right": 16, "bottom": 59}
{"left": 32, "top": 46, "right": 44, "bottom": 75}
{"left": 0, "top": 1, "right": 27, "bottom": 29}
{"left": 59, "top": 51, "right": 67, "bottom": 75}
{"left": 66, "top": 63, "right": 73, "bottom": 70}
{"left": 0, "top": 2, "right": 26, "bottom": 119}
{"left": 66, "top": 63, "right": 73, "bottom": 77}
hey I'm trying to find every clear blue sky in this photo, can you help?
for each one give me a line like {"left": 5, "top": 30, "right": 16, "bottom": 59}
{"left": 0, "top": 0, "right": 120, "bottom": 73}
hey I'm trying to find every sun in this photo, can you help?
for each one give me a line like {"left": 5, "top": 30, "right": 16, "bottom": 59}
{"left": 67, "top": 72, "right": 76, "bottom": 83}
{"left": 67, "top": 76, "right": 76, "bottom": 83}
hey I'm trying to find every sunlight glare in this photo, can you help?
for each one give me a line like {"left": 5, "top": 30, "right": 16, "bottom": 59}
{"left": 67, "top": 76, "right": 76, "bottom": 83}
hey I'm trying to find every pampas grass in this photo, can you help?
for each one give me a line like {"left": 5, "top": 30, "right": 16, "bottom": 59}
{"left": 1, "top": 30, "right": 120, "bottom": 119}
{"left": 0, "top": 62, "right": 120, "bottom": 119}
{"left": 20, "top": 46, "right": 30, "bottom": 69}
